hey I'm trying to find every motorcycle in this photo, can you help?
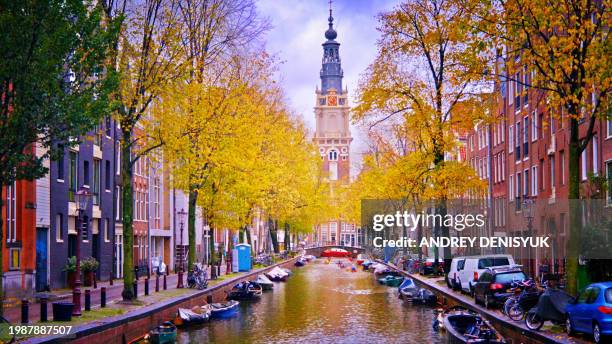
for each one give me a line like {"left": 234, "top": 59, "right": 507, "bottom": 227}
{"left": 524, "top": 287, "right": 575, "bottom": 330}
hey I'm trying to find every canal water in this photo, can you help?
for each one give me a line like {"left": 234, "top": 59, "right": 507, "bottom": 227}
{"left": 177, "top": 259, "right": 445, "bottom": 344}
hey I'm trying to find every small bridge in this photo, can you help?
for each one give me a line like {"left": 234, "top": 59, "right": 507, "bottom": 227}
{"left": 304, "top": 245, "right": 365, "bottom": 257}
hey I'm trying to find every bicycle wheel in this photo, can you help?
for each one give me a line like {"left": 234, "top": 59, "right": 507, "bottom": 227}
{"left": 503, "top": 298, "right": 516, "bottom": 316}
{"left": 525, "top": 312, "right": 544, "bottom": 330}
{"left": 507, "top": 304, "right": 524, "bottom": 321}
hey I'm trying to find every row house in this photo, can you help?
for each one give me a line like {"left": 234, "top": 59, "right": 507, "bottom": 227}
{"left": 465, "top": 57, "right": 612, "bottom": 279}
{"left": 48, "top": 119, "right": 116, "bottom": 289}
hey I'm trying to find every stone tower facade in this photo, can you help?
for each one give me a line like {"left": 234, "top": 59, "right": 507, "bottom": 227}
{"left": 313, "top": 7, "right": 352, "bottom": 183}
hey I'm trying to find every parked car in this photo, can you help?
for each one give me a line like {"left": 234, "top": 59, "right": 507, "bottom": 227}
{"left": 457, "top": 255, "right": 516, "bottom": 295}
{"left": 473, "top": 266, "right": 527, "bottom": 309}
{"left": 565, "top": 282, "right": 612, "bottom": 344}
{"left": 420, "top": 258, "right": 445, "bottom": 276}
{"left": 446, "top": 257, "right": 466, "bottom": 290}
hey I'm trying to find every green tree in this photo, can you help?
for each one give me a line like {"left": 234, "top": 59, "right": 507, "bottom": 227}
{"left": 0, "top": 0, "right": 117, "bottom": 314}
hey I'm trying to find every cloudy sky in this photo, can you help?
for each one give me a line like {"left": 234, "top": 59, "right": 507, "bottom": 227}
{"left": 257, "top": 0, "right": 400, "bottom": 167}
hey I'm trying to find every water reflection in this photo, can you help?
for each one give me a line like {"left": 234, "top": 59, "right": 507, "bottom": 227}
{"left": 178, "top": 260, "right": 444, "bottom": 344}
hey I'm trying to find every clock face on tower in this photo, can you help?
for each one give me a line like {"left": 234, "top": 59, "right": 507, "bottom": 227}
{"left": 328, "top": 95, "right": 337, "bottom": 106}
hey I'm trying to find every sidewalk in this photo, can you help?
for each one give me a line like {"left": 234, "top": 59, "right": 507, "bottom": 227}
{"left": 3, "top": 264, "right": 231, "bottom": 324}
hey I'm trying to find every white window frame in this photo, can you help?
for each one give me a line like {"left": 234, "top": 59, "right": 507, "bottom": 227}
{"left": 6, "top": 181, "right": 16, "bottom": 243}
{"left": 56, "top": 213, "right": 64, "bottom": 242}
{"left": 550, "top": 155, "right": 556, "bottom": 189}
{"left": 104, "top": 218, "right": 110, "bottom": 242}
{"left": 592, "top": 136, "right": 598, "bottom": 175}
{"left": 606, "top": 161, "right": 612, "bottom": 205}
{"left": 581, "top": 148, "right": 588, "bottom": 181}
{"left": 509, "top": 125, "right": 514, "bottom": 153}
{"left": 532, "top": 111, "right": 538, "bottom": 141}
{"left": 531, "top": 166, "right": 538, "bottom": 196}
{"left": 509, "top": 174, "right": 514, "bottom": 200}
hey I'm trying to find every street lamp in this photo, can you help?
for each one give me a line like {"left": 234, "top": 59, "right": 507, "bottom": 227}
{"left": 177, "top": 208, "right": 187, "bottom": 288}
{"left": 523, "top": 197, "right": 535, "bottom": 277}
{"left": 73, "top": 188, "right": 91, "bottom": 316}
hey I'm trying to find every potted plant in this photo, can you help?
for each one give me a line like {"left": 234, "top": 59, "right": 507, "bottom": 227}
{"left": 80, "top": 256, "right": 99, "bottom": 287}
{"left": 63, "top": 256, "right": 77, "bottom": 288}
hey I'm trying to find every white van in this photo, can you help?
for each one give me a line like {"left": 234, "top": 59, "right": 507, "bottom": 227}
{"left": 457, "top": 255, "right": 515, "bottom": 294}
{"left": 446, "top": 257, "right": 466, "bottom": 290}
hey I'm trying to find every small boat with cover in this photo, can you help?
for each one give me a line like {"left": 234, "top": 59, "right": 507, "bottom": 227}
{"left": 442, "top": 306, "right": 505, "bottom": 343}
{"left": 227, "top": 281, "right": 263, "bottom": 301}
{"left": 255, "top": 274, "right": 274, "bottom": 291}
{"left": 176, "top": 305, "right": 211, "bottom": 326}
{"left": 148, "top": 321, "right": 177, "bottom": 344}
{"left": 210, "top": 300, "right": 240, "bottom": 318}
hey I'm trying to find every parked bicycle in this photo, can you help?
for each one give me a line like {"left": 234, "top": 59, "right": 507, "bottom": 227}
{"left": 187, "top": 263, "right": 208, "bottom": 290}
{"left": 505, "top": 279, "right": 542, "bottom": 321}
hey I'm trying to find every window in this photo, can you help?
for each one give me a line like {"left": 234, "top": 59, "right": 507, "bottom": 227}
{"left": 93, "top": 159, "right": 100, "bottom": 205}
{"left": 115, "top": 186, "right": 121, "bottom": 220}
{"left": 509, "top": 125, "right": 514, "bottom": 153}
{"left": 581, "top": 148, "right": 588, "bottom": 181}
{"left": 606, "top": 161, "right": 612, "bottom": 205}
{"left": 56, "top": 213, "right": 64, "bottom": 242}
{"left": 116, "top": 143, "right": 121, "bottom": 175}
{"left": 83, "top": 160, "right": 90, "bottom": 186}
{"left": 531, "top": 111, "right": 537, "bottom": 141}
{"left": 593, "top": 136, "right": 598, "bottom": 175}
{"left": 93, "top": 124, "right": 102, "bottom": 146}
{"left": 515, "top": 122, "right": 521, "bottom": 160}
{"left": 538, "top": 113, "right": 544, "bottom": 139}
{"left": 105, "top": 160, "right": 111, "bottom": 190}
{"left": 9, "top": 248, "right": 20, "bottom": 270}
{"left": 501, "top": 154, "right": 505, "bottom": 180}
{"left": 550, "top": 155, "right": 556, "bottom": 189}
{"left": 540, "top": 159, "right": 545, "bottom": 190}
{"left": 509, "top": 175, "right": 514, "bottom": 200}
{"left": 6, "top": 181, "right": 16, "bottom": 242}
{"left": 608, "top": 118, "right": 612, "bottom": 138}
{"left": 105, "top": 116, "right": 112, "bottom": 137}
{"left": 531, "top": 166, "right": 538, "bottom": 196}
{"left": 514, "top": 72, "right": 522, "bottom": 110}
{"left": 494, "top": 155, "right": 499, "bottom": 182}
{"left": 560, "top": 151, "right": 566, "bottom": 185}
{"left": 153, "top": 178, "right": 160, "bottom": 229}
{"left": 57, "top": 145, "right": 65, "bottom": 180}
{"left": 328, "top": 150, "right": 338, "bottom": 161}
{"left": 104, "top": 218, "right": 110, "bottom": 242}
{"left": 523, "top": 116, "right": 529, "bottom": 156}
{"left": 524, "top": 169, "right": 529, "bottom": 196}
{"left": 516, "top": 172, "right": 522, "bottom": 202}
{"left": 69, "top": 151, "right": 78, "bottom": 201}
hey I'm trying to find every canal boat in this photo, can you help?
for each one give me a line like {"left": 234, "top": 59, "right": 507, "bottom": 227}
{"left": 148, "top": 321, "right": 177, "bottom": 344}
{"left": 266, "top": 267, "right": 289, "bottom": 281}
{"left": 304, "top": 255, "right": 316, "bottom": 261}
{"left": 378, "top": 275, "right": 404, "bottom": 287}
{"left": 281, "top": 268, "right": 293, "bottom": 276}
{"left": 210, "top": 300, "right": 240, "bottom": 318}
{"left": 356, "top": 254, "right": 367, "bottom": 265}
{"left": 227, "top": 281, "right": 263, "bottom": 301}
{"left": 442, "top": 307, "right": 505, "bottom": 343}
{"left": 295, "top": 258, "right": 306, "bottom": 266}
{"left": 255, "top": 274, "right": 274, "bottom": 291}
{"left": 321, "top": 248, "right": 350, "bottom": 258}
{"left": 176, "top": 305, "right": 212, "bottom": 326}
{"left": 361, "top": 261, "right": 373, "bottom": 271}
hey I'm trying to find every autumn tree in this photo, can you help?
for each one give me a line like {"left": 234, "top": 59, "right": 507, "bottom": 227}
{"left": 354, "top": 0, "right": 489, "bottom": 269}
{"left": 101, "top": 0, "right": 185, "bottom": 301}
{"left": 464, "top": 0, "right": 610, "bottom": 294}
{"left": 0, "top": 0, "right": 118, "bottom": 313}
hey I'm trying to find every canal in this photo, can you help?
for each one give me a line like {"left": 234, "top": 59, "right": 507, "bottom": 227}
{"left": 177, "top": 259, "right": 445, "bottom": 343}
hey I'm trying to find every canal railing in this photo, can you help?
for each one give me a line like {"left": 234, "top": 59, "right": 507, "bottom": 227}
{"left": 24, "top": 257, "right": 299, "bottom": 344}
{"left": 374, "top": 260, "right": 586, "bottom": 344}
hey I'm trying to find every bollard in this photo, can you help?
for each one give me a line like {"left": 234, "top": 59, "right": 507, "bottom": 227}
{"left": 163, "top": 273, "right": 167, "bottom": 290}
{"left": 155, "top": 274, "right": 159, "bottom": 292}
{"left": 133, "top": 280, "right": 138, "bottom": 298}
{"left": 93, "top": 273, "right": 97, "bottom": 289}
{"left": 21, "top": 299, "right": 29, "bottom": 324}
{"left": 206, "top": 295, "right": 213, "bottom": 304}
{"left": 101, "top": 287, "right": 106, "bottom": 308}
{"left": 144, "top": 278, "right": 149, "bottom": 296}
{"left": 177, "top": 269, "right": 184, "bottom": 289}
{"left": 40, "top": 297, "right": 48, "bottom": 322}
{"left": 85, "top": 290, "right": 91, "bottom": 311}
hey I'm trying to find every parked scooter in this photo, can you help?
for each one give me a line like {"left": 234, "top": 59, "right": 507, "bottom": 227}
{"left": 525, "top": 287, "right": 575, "bottom": 330}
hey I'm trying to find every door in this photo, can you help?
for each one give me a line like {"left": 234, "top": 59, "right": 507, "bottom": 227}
{"left": 573, "top": 287, "right": 592, "bottom": 332}
{"left": 35, "top": 228, "right": 48, "bottom": 292}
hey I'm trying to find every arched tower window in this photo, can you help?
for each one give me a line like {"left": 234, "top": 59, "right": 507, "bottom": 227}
{"left": 328, "top": 150, "right": 338, "bottom": 161}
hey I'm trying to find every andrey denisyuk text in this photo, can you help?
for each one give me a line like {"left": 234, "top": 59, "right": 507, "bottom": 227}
{"left": 372, "top": 236, "right": 551, "bottom": 248}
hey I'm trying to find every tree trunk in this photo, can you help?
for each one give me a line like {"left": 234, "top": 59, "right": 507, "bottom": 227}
{"left": 269, "top": 218, "right": 279, "bottom": 253}
{"left": 0, "top": 185, "right": 4, "bottom": 315}
{"left": 121, "top": 135, "right": 135, "bottom": 301}
{"left": 187, "top": 186, "right": 198, "bottom": 272}
{"left": 208, "top": 222, "right": 216, "bottom": 266}
{"left": 566, "top": 117, "right": 582, "bottom": 295}
{"left": 284, "top": 223, "right": 290, "bottom": 251}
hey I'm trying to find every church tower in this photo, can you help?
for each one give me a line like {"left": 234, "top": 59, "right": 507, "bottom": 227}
{"left": 311, "top": 4, "right": 359, "bottom": 248}
{"left": 314, "top": 5, "right": 352, "bottom": 183}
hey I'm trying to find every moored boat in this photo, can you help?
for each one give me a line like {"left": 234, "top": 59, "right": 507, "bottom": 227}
{"left": 176, "top": 305, "right": 211, "bottom": 326}
{"left": 378, "top": 275, "right": 404, "bottom": 287}
{"left": 355, "top": 254, "right": 367, "bottom": 265}
{"left": 227, "top": 281, "right": 263, "bottom": 301}
{"left": 321, "top": 248, "right": 350, "bottom": 258}
{"left": 295, "top": 258, "right": 306, "bottom": 267}
{"left": 265, "top": 267, "right": 289, "bottom": 281}
{"left": 148, "top": 321, "right": 177, "bottom": 344}
{"left": 210, "top": 300, "right": 240, "bottom": 318}
{"left": 255, "top": 274, "right": 274, "bottom": 291}
{"left": 442, "top": 307, "right": 505, "bottom": 343}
